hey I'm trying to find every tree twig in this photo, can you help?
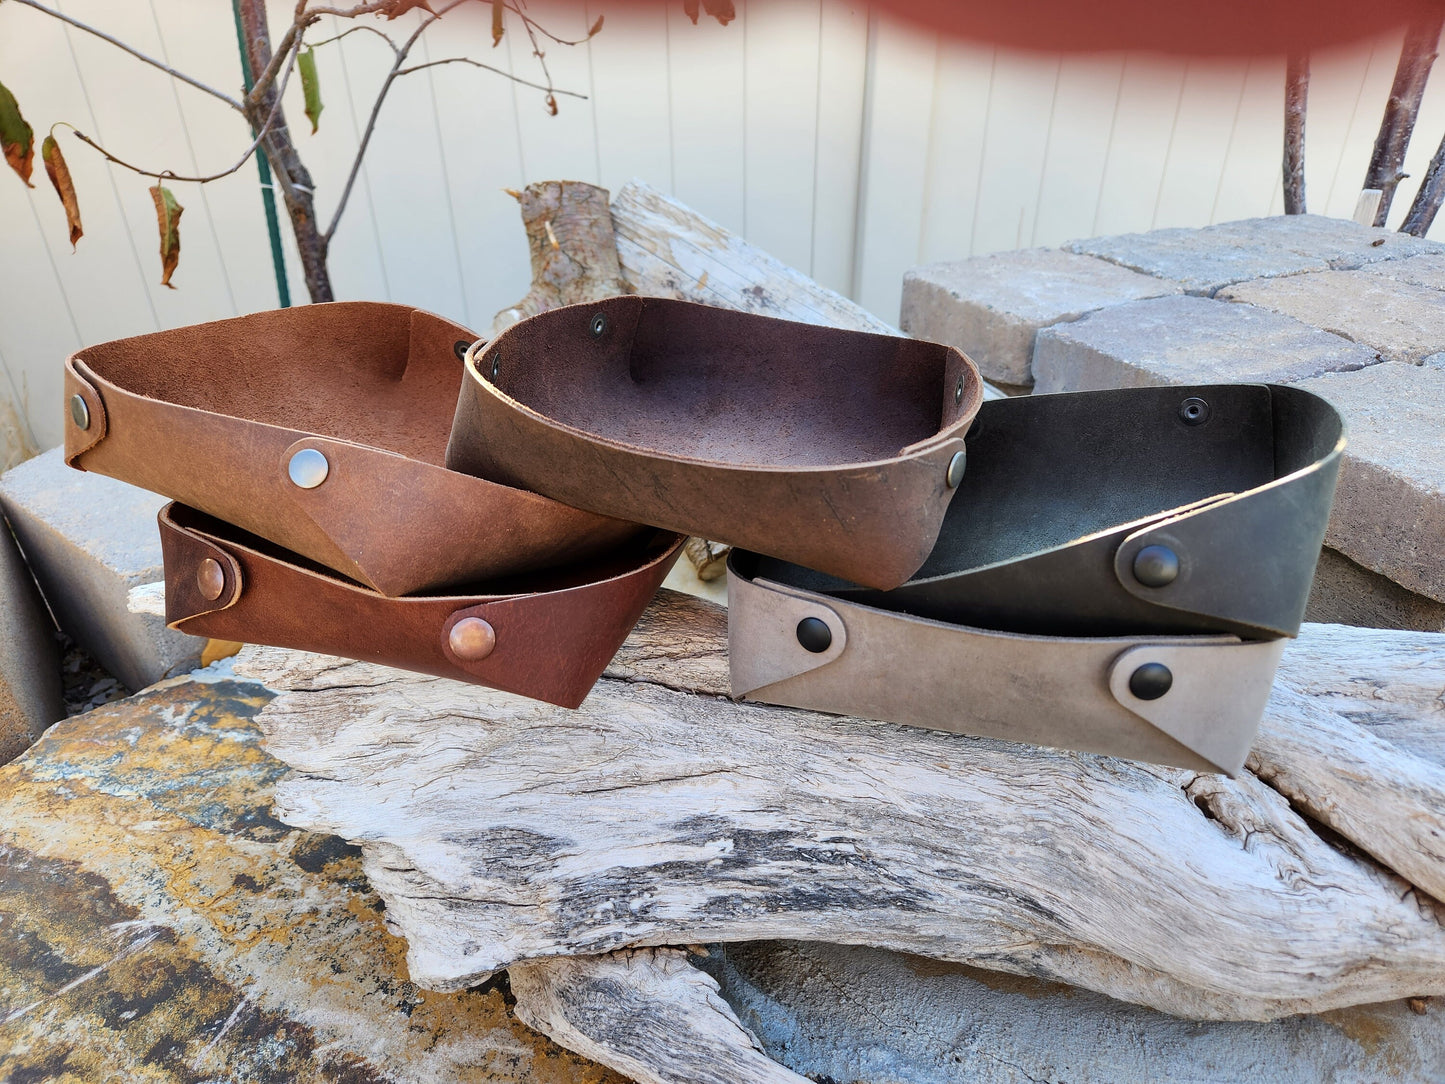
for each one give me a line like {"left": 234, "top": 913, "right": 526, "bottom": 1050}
{"left": 7, "top": 0, "right": 245, "bottom": 112}
{"left": 394, "top": 55, "right": 586, "bottom": 97}
{"left": 1361, "top": 7, "right": 1445, "bottom": 225}
{"left": 50, "top": 37, "right": 299, "bottom": 185}
{"left": 1283, "top": 52, "right": 1308, "bottom": 215}
{"left": 309, "top": 23, "right": 400, "bottom": 55}
{"left": 1401, "top": 129, "right": 1445, "bottom": 235}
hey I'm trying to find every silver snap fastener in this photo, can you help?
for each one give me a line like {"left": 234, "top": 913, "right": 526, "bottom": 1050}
{"left": 954, "top": 376, "right": 964, "bottom": 406}
{"left": 945, "top": 450, "right": 966, "bottom": 489}
{"left": 491, "top": 355, "right": 500, "bottom": 380}
{"left": 196, "top": 557, "right": 225, "bottom": 601}
{"left": 449, "top": 617, "right": 496, "bottom": 661}
{"left": 1132, "top": 544, "right": 1180, "bottom": 588}
{"left": 287, "top": 448, "right": 330, "bottom": 489}
{"left": 453, "top": 339, "right": 473, "bottom": 363}
{"left": 1129, "top": 663, "right": 1173, "bottom": 701}
{"left": 590, "top": 312, "right": 608, "bottom": 338}
{"left": 69, "top": 393, "right": 90, "bottom": 431}
{"left": 1179, "top": 397, "right": 1210, "bottom": 426}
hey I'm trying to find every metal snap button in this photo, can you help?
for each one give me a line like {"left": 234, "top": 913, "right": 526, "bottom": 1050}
{"left": 945, "top": 450, "right": 967, "bottom": 489}
{"left": 1179, "top": 397, "right": 1210, "bottom": 426}
{"left": 69, "top": 393, "right": 90, "bottom": 431}
{"left": 287, "top": 448, "right": 330, "bottom": 489}
{"left": 954, "top": 375, "right": 965, "bottom": 405}
{"left": 796, "top": 617, "right": 832, "bottom": 653}
{"left": 449, "top": 617, "right": 497, "bottom": 661}
{"left": 196, "top": 557, "right": 225, "bottom": 601}
{"left": 1129, "top": 662, "right": 1173, "bottom": 700}
{"left": 1132, "top": 545, "right": 1180, "bottom": 587}
{"left": 590, "top": 312, "right": 608, "bottom": 338}
{"left": 491, "top": 355, "right": 501, "bottom": 380}
{"left": 453, "top": 339, "right": 473, "bottom": 363}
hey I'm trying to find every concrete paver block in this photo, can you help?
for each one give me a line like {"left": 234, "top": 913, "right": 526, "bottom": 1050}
{"left": 1031, "top": 294, "right": 1380, "bottom": 394}
{"left": 1219, "top": 270, "right": 1445, "bottom": 364}
{"left": 0, "top": 448, "right": 203, "bottom": 691}
{"left": 1289, "top": 363, "right": 1445, "bottom": 603}
{"left": 900, "top": 249, "right": 1181, "bottom": 386}
{"left": 1306, "top": 547, "right": 1445, "bottom": 633}
{"left": 1360, "top": 252, "right": 1445, "bottom": 291}
{"left": 1066, "top": 214, "right": 1444, "bottom": 296}
{"left": 0, "top": 519, "right": 62, "bottom": 763}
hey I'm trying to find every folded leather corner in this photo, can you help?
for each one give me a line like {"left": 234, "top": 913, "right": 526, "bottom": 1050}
{"left": 157, "top": 504, "right": 244, "bottom": 629}
{"left": 62, "top": 357, "right": 108, "bottom": 466}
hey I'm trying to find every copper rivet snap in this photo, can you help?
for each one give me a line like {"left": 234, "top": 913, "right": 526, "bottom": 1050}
{"left": 1132, "top": 544, "right": 1180, "bottom": 588}
{"left": 954, "top": 376, "right": 964, "bottom": 406}
{"left": 449, "top": 617, "right": 496, "bottom": 661}
{"left": 945, "top": 450, "right": 967, "bottom": 489}
{"left": 1179, "top": 397, "right": 1210, "bottom": 426}
{"left": 69, "top": 393, "right": 90, "bottom": 431}
{"left": 1129, "top": 663, "right": 1173, "bottom": 701}
{"left": 287, "top": 448, "right": 329, "bottom": 489}
{"left": 796, "top": 617, "right": 832, "bottom": 653}
{"left": 196, "top": 558, "right": 225, "bottom": 601}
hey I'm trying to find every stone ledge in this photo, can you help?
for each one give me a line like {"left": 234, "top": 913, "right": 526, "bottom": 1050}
{"left": 900, "top": 248, "right": 1180, "bottom": 386}
{"left": 1219, "top": 270, "right": 1445, "bottom": 364}
{"left": 0, "top": 448, "right": 203, "bottom": 692}
{"left": 1031, "top": 294, "right": 1379, "bottom": 393}
{"left": 0, "top": 519, "right": 61, "bottom": 763}
{"left": 1066, "top": 214, "right": 1444, "bottom": 296}
{"left": 1289, "top": 363, "right": 1445, "bottom": 604}
{"left": 1306, "top": 547, "right": 1445, "bottom": 633}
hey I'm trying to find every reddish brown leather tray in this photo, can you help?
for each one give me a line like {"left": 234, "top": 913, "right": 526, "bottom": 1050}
{"left": 64, "top": 302, "right": 640, "bottom": 597}
{"left": 159, "top": 503, "right": 683, "bottom": 709}
{"left": 446, "top": 297, "right": 984, "bottom": 591}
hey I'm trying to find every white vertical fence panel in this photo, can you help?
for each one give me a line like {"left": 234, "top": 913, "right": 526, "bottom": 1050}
{"left": 3, "top": 2, "right": 1445, "bottom": 452}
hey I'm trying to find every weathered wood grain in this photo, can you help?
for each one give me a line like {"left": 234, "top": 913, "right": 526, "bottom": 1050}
{"left": 237, "top": 591, "right": 1445, "bottom": 1024}
{"left": 509, "top": 949, "right": 808, "bottom": 1084}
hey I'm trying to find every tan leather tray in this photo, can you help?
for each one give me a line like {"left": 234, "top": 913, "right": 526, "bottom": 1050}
{"left": 446, "top": 297, "right": 984, "bottom": 590}
{"left": 159, "top": 503, "right": 683, "bottom": 709}
{"left": 64, "top": 302, "right": 641, "bottom": 597}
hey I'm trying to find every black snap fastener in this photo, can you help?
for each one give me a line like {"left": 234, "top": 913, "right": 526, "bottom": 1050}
{"left": 1129, "top": 663, "right": 1173, "bottom": 701}
{"left": 1179, "top": 397, "right": 1210, "bottom": 426}
{"left": 796, "top": 617, "right": 832, "bottom": 653}
{"left": 453, "top": 339, "right": 473, "bottom": 363}
{"left": 1132, "top": 545, "right": 1180, "bottom": 588}
{"left": 590, "top": 312, "right": 608, "bottom": 338}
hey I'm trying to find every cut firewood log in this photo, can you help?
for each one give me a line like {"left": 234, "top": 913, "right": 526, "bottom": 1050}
{"left": 490, "top": 180, "right": 627, "bottom": 338}
{"left": 236, "top": 590, "right": 1445, "bottom": 1027}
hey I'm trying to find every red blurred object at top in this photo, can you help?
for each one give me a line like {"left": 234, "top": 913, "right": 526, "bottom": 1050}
{"left": 668, "top": 0, "right": 1443, "bottom": 56}
{"left": 871, "top": 0, "right": 1441, "bottom": 55}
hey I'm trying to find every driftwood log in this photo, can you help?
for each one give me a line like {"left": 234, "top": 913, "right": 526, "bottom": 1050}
{"left": 236, "top": 591, "right": 1445, "bottom": 1026}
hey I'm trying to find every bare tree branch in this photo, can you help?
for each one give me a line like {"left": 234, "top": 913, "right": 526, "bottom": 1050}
{"left": 49, "top": 38, "right": 299, "bottom": 185}
{"left": 1401, "top": 129, "right": 1445, "bottom": 235}
{"left": 1283, "top": 52, "right": 1308, "bottom": 215}
{"left": 394, "top": 55, "right": 586, "bottom": 96}
{"left": 7, "top": 0, "right": 245, "bottom": 112}
{"left": 309, "top": 23, "right": 401, "bottom": 55}
{"left": 1362, "top": 7, "right": 1445, "bottom": 226}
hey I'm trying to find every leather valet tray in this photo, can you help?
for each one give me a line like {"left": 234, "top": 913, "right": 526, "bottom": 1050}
{"left": 64, "top": 302, "right": 641, "bottom": 597}
{"left": 446, "top": 296, "right": 985, "bottom": 590}
{"left": 159, "top": 503, "right": 684, "bottom": 709}
{"left": 728, "top": 383, "right": 1345, "bottom": 774}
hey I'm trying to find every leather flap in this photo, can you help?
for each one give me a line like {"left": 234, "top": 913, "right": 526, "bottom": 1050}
{"left": 1107, "top": 638, "right": 1287, "bottom": 776}
{"left": 729, "top": 572, "right": 847, "bottom": 698}
{"left": 157, "top": 504, "right": 244, "bottom": 627}
{"left": 63, "top": 357, "right": 108, "bottom": 465}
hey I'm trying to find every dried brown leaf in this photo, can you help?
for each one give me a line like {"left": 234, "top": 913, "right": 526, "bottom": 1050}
{"left": 42, "top": 135, "right": 82, "bottom": 249}
{"left": 492, "top": 0, "right": 505, "bottom": 46}
{"left": 588, "top": 14, "right": 604, "bottom": 37}
{"left": 702, "top": 0, "right": 736, "bottom": 26}
{"left": 0, "top": 80, "right": 35, "bottom": 187}
{"left": 378, "top": 0, "right": 436, "bottom": 19}
{"left": 544, "top": 92, "right": 558, "bottom": 116}
{"left": 149, "top": 184, "right": 183, "bottom": 289}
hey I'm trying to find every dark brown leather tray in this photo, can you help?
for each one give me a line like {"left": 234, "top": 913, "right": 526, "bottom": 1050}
{"left": 64, "top": 302, "right": 641, "bottom": 597}
{"left": 159, "top": 503, "right": 683, "bottom": 709}
{"left": 446, "top": 296, "right": 984, "bottom": 590}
